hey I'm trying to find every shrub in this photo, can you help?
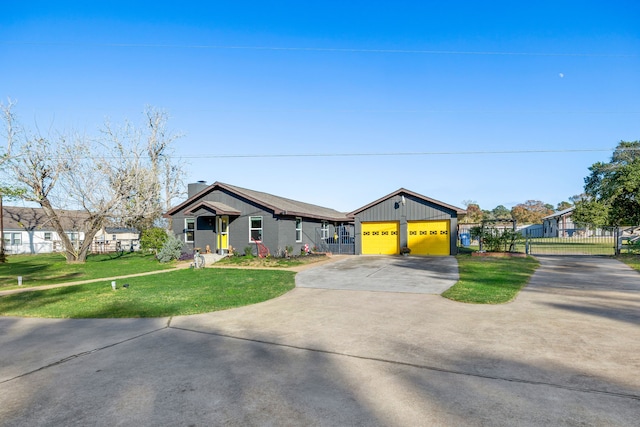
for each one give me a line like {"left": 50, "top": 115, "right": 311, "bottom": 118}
{"left": 156, "top": 234, "right": 185, "bottom": 263}
{"left": 473, "top": 226, "right": 523, "bottom": 252}
{"left": 243, "top": 246, "right": 254, "bottom": 257}
{"left": 140, "top": 227, "right": 168, "bottom": 254}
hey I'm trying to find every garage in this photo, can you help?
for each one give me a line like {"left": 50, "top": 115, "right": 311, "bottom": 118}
{"left": 361, "top": 221, "right": 400, "bottom": 255}
{"left": 408, "top": 220, "right": 450, "bottom": 256}
{"left": 350, "top": 189, "right": 465, "bottom": 256}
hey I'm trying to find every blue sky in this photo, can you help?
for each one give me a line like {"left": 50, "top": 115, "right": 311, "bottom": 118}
{"left": 1, "top": 1, "right": 639, "bottom": 212}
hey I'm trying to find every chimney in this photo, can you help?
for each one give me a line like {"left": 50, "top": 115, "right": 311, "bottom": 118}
{"left": 188, "top": 181, "right": 208, "bottom": 198}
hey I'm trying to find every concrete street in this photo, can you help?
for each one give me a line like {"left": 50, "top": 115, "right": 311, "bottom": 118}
{"left": 1, "top": 255, "right": 639, "bottom": 426}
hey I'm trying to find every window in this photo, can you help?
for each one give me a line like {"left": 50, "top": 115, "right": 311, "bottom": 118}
{"left": 249, "top": 216, "right": 262, "bottom": 242}
{"left": 4, "top": 233, "right": 21, "bottom": 246}
{"left": 43, "top": 232, "right": 52, "bottom": 241}
{"left": 321, "top": 221, "right": 329, "bottom": 239}
{"left": 185, "top": 218, "right": 195, "bottom": 242}
{"left": 66, "top": 232, "right": 79, "bottom": 242}
{"left": 295, "top": 218, "right": 302, "bottom": 242}
{"left": 10, "top": 233, "right": 21, "bottom": 245}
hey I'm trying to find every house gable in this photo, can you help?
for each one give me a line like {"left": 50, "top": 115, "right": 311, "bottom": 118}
{"left": 349, "top": 188, "right": 465, "bottom": 256}
{"left": 348, "top": 188, "right": 466, "bottom": 219}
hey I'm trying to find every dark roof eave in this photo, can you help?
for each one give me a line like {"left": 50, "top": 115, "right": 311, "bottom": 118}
{"left": 278, "top": 210, "right": 352, "bottom": 222}
{"left": 348, "top": 188, "right": 466, "bottom": 216}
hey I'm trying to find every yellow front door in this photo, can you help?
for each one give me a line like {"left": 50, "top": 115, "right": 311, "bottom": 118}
{"left": 361, "top": 222, "right": 399, "bottom": 255}
{"left": 407, "top": 220, "right": 450, "bottom": 255}
{"left": 218, "top": 216, "right": 229, "bottom": 252}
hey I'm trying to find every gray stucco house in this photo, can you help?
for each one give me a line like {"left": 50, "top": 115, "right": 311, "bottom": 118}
{"left": 165, "top": 181, "right": 353, "bottom": 256}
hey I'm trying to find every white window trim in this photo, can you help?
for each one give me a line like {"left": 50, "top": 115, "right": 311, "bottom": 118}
{"left": 321, "top": 221, "right": 329, "bottom": 239}
{"left": 185, "top": 218, "right": 195, "bottom": 243}
{"left": 295, "top": 217, "right": 303, "bottom": 242}
{"left": 6, "top": 232, "right": 22, "bottom": 245}
{"left": 249, "top": 216, "right": 263, "bottom": 242}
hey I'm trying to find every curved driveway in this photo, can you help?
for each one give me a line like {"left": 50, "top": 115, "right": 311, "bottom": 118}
{"left": 1, "top": 256, "right": 639, "bottom": 426}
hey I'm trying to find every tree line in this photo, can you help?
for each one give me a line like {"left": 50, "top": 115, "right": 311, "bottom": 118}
{"left": 1, "top": 99, "right": 185, "bottom": 263}
{"left": 465, "top": 140, "right": 640, "bottom": 227}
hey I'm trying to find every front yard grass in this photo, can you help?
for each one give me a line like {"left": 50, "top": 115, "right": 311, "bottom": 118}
{"left": 617, "top": 254, "right": 640, "bottom": 272}
{"left": 0, "top": 268, "right": 295, "bottom": 318}
{"left": 0, "top": 252, "right": 174, "bottom": 290}
{"left": 443, "top": 250, "right": 539, "bottom": 304}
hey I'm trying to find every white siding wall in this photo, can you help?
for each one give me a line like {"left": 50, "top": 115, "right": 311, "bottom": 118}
{"left": 3, "top": 230, "right": 85, "bottom": 255}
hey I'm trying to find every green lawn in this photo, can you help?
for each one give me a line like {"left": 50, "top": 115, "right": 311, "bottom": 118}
{"left": 0, "top": 268, "right": 295, "bottom": 318}
{"left": 617, "top": 254, "right": 640, "bottom": 272}
{"left": 0, "top": 252, "right": 174, "bottom": 290}
{"left": 443, "top": 251, "right": 540, "bottom": 304}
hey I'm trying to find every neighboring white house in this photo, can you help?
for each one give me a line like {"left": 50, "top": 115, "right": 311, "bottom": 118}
{"left": 1, "top": 206, "right": 88, "bottom": 255}
{"left": 542, "top": 207, "right": 576, "bottom": 237}
{"left": 93, "top": 227, "right": 140, "bottom": 253}
{"left": 2, "top": 206, "right": 140, "bottom": 255}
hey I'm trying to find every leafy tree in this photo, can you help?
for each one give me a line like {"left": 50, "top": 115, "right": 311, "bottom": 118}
{"left": 461, "top": 200, "right": 483, "bottom": 223}
{"left": 510, "top": 200, "right": 553, "bottom": 224}
{"left": 573, "top": 141, "right": 640, "bottom": 226}
{"left": 491, "top": 205, "right": 512, "bottom": 219}
{"left": 140, "top": 227, "right": 168, "bottom": 254}
{"left": 556, "top": 201, "right": 573, "bottom": 211}
{"left": 572, "top": 198, "right": 610, "bottom": 227}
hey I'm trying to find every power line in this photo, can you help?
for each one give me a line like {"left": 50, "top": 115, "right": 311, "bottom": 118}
{"left": 173, "top": 147, "right": 627, "bottom": 160}
{"left": 1, "top": 41, "right": 636, "bottom": 58}
{"left": 10, "top": 146, "right": 637, "bottom": 161}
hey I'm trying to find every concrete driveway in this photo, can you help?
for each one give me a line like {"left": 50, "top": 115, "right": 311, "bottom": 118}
{"left": 296, "top": 255, "right": 459, "bottom": 293}
{"left": 1, "top": 256, "right": 639, "bottom": 426}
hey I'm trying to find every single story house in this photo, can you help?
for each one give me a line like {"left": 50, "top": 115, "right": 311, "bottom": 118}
{"left": 1, "top": 206, "right": 88, "bottom": 255}
{"left": 542, "top": 207, "right": 575, "bottom": 237}
{"left": 93, "top": 227, "right": 141, "bottom": 252}
{"left": 349, "top": 188, "right": 465, "bottom": 256}
{"left": 164, "top": 181, "right": 353, "bottom": 256}
{"left": 165, "top": 182, "right": 466, "bottom": 257}
{"left": 2, "top": 206, "right": 140, "bottom": 255}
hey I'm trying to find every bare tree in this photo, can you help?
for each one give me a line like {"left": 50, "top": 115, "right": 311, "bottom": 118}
{"left": 6, "top": 105, "right": 185, "bottom": 263}
{"left": 1, "top": 98, "right": 23, "bottom": 262}
{"left": 104, "top": 106, "right": 185, "bottom": 231}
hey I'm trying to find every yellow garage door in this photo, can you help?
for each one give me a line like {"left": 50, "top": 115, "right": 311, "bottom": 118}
{"left": 361, "top": 222, "right": 399, "bottom": 255}
{"left": 408, "top": 220, "right": 450, "bottom": 256}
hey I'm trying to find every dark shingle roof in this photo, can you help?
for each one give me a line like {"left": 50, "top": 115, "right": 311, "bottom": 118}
{"left": 2, "top": 206, "right": 91, "bottom": 231}
{"left": 185, "top": 201, "right": 241, "bottom": 216}
{"left": 166, "top": 181, "right": 350, "bottom": 222}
